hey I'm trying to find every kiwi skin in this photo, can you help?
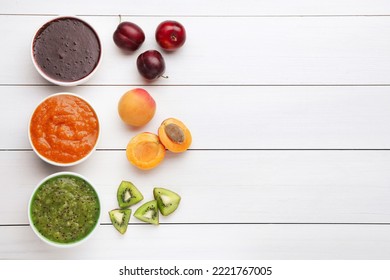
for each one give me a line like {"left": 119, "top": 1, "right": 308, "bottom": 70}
{"left": 134, "top": 200, "right": 159, "bottom": 225}
{"left": 109, "top": 208, "right": 131, "bottom": 234}
{"left": 153, "top": 187, "right": 181, "bottom": 216}
{"left": 117, "top": 181, "right": 144, "bottom": 208}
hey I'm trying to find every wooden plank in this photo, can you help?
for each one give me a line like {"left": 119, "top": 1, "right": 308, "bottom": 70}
{"left": 2, "top": 0, "right": 390, "bottom": 16}
{"left": 2, "top": 1, "right": 390, "bottom": 262}
{"left": 1, "top": 15, "right": 390, "bottom": 85}
{"left": 1, "top": 86, "right": 390, "bottom": 149}
{"left": 1, "top": 224, "right": 390, "bottom": 259}
{"left": 1, "top": 150, "right": 390, "bottom": 224}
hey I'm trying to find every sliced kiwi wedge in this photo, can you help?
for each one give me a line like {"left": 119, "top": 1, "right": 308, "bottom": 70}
{"left": 134, "top": 200, "right": 159, "bottom": 225}
{"left": 117, "top": 181, "right": 144, "bottom": 208}
{"left": 153, "top": 187, "right": 181, "bottom": 216}
{"left": 109, "top": 209, "right": 131, "bottom": 234}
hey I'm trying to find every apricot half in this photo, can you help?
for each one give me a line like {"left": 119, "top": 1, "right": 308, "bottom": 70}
{"left": 118, "top": 88, "right": 156, "bottom": 127}
{"left": 126, "top": 132, "right": 166, "bottom": 170}
{"left": 158, "top": 118, "right": 192, "bottom": 153}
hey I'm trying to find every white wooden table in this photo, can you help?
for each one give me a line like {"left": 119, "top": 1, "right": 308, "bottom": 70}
{"left": 1, "top": 0, "right": 390, "bottom": 259}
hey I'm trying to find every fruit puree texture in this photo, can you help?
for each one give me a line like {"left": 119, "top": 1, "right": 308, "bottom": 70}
{"left": 33, "top": 17, "right": 101, "bottom": 82}
{"left": 30, "top": 94, "right": 99, "bottom": 164}
{"left": 30, "top": 174, "right": 100, "bottom": 244}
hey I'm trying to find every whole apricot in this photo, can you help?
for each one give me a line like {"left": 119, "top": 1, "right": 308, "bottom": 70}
{"left": 158, "top": 118, "right": 192, "bottom": 153}
{"left": 126, "top": 132, "right": 166, "bottom": 170}
{"left": 118, "top": 88, "right": 156, "bottom": 127}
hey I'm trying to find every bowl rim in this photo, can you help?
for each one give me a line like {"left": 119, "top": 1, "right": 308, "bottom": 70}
{"left": 30, "top": 15, "right": 103, "bottom": 86}
{"left": 28, "top": 92, "right": 100, "bottom": 167}
{"left": 28, "top": 171, "right": 101, "bottom": 248}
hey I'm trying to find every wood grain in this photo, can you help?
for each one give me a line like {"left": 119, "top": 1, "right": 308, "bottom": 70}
{"left": 1, "top": 150, "right": 390, "bottom": 224}
{"left": 2, "top": 86, "right": 390, "bottom": 150}
{"left": 2, "top": 0, "right": 390, "bottom": 16}
{"left": 1, "top": 224, "right": 390, "bottom": 259}
{"left": 1, "top": 1, "right": 390, "bottom": 259}
{"left": 1, "top": 16, "right": 390, "bottom": 85}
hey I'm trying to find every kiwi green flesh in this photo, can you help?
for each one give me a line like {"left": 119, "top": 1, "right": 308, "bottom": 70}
{"left": 153, "top": 187, "right": 181, "bottom": 216}
{"left": 109, "top": 209, "right": 131, "bottom": 234}
{"left": 117, "top": 181, "right": 144, "bottom": 208}
{"left": 134, "top": 200, "right": 159, "bottom": 225}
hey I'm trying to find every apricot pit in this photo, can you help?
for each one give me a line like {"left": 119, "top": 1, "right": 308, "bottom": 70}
{"left": 158, "top": 118, "right": 192, "bottom": 153}
{"left": 165, "top": 123, "right": 185, "bottom": 143}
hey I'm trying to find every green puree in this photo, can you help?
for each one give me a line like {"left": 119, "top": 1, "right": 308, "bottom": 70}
{"left": 30, "top": 175, "right": 100, "bottom": 244}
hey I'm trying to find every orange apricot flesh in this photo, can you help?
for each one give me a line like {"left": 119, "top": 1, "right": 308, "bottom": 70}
{"left": 158, "top": 118, "right": 192, "bottom": 153}
{"left": 126, "top": 132, "right": 166, "bottom": 170}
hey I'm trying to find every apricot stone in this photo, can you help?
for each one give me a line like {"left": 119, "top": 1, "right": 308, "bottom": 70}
{"left": 158, "top": 118, "right": 192, "bottom": 153}
{"left": 118, "top": 88, "right": 156, "bottom": 127}
{"left": 126, "top": 132, "right": 166, "bottom": 170}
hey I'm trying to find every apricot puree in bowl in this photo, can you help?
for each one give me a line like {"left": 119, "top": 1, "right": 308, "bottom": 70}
{"left": 29, "top": 93, "right": 99, "bottom": 166}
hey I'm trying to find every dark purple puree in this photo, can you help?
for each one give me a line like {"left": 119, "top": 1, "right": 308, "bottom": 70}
{"left": 33, "top": 17, "right": 101, "bottom": 82}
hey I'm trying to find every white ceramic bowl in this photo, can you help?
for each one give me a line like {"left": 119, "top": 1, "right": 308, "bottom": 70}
{"left": 28, "top": 92, "right": 100, "bottom": 167}
{"left": 28, "top": 172, "right": 101, "bottom": 248}
{"left": 31, "top": 16, "right": 102, "bottom": 86}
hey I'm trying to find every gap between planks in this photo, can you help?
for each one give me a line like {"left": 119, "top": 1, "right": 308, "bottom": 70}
{"left": 3, "top": 149, "right": 390, "bottom": 152}
{"left": 2, "top": 14, "right": 390, "bottom": 18}
{"left": 2, "top": 222, "right": 390, "bottom": 227}
{"left": 2, "top": 84, "right": 390, "bottom": 87}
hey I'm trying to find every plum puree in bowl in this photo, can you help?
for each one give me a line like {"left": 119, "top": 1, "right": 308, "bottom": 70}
{"left": 31, "top": 16, "right": 102, "bottom": 86}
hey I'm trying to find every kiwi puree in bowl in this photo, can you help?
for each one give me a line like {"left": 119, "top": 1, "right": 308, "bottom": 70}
{"left": 28, "top": 172, "right": 100, "bottom": 247}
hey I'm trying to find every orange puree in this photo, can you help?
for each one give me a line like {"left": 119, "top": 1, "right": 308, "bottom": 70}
{"left": 30, "top": 94, "right": 99, "bottom": 164}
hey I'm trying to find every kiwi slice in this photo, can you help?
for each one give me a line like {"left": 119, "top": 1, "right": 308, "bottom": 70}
{"left": 134, "top": 200, "right": 159, "bottom": 225}
{"left": 117, "top": 181, "right": 144, "bottom": 208}
{"left": 109, "top": 209, "right": 131, "bottom": 234}
{"left": 153, "top": 187, "right": 181, "bottom": 216}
